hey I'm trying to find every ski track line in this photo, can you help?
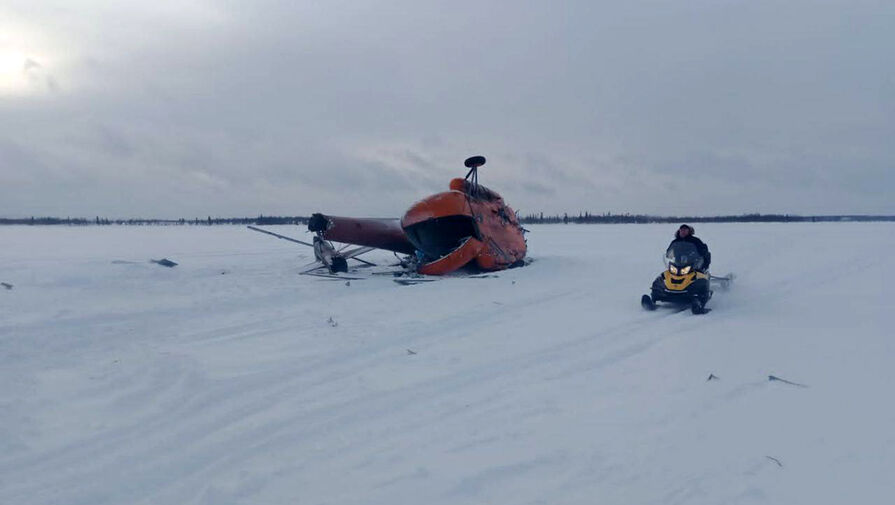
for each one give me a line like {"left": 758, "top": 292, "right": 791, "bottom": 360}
{"left": 3, "top": 288, "right": 691, "bottom": 503}
{"left": 6, "top": 224, "right": 893, "bottom": 504}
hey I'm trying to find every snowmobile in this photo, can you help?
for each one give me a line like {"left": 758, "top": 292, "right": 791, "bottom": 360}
{"left": 641, "top": 241, "right": 730, "bottom": 314}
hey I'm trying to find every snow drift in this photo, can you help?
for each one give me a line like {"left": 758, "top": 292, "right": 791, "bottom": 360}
{"left": 1, "top": 223, "right": 892, "bottom": 504}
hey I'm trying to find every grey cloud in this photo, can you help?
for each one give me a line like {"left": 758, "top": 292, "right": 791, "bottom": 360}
{"left": 1, "top": 0, "right": 893, "bottom": 218}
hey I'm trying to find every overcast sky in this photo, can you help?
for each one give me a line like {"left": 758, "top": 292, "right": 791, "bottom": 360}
{"left": 1, "top": 0, "right": 893, "bottom": 218}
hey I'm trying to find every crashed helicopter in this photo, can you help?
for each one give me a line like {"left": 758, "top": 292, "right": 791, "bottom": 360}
{"left": 248, "top": 156, "right": 528, "bottom": 278}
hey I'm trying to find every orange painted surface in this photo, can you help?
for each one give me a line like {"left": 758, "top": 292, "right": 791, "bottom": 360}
{"left": 470, "top": 197, "right": 526, "bottom": 271}
{"left": 418, "top": 237, "right": 484, "bottom": 275}
{"left": 400, "top": 190, "right": 472, "bottom": 228}
{"left": 312, "top": 214, "right": 415, "bottom": 254}
{"left": 401, "top": 178, "right": 527, "bottom": 275}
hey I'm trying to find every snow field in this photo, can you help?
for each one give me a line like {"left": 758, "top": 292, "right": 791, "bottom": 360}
{"left": 1, "top": 223, "right": 892, "bottom": 504}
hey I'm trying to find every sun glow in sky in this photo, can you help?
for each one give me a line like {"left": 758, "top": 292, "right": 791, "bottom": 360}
{"left": 0, "top": 17, "right": 56, "bottom": 97}
{"left": 0, "top": 47, "right": 53, "bottom": 96}
{"left": 0, "top": 50, "right": 29, "bottom": 93}
{"left": 1, "top": 1, "right": 894, "bottom": 217}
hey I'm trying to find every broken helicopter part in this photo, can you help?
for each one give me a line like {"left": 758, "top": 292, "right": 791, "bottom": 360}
{"left": 307, "top": 155, "right": 527, "bottom": 276}
{"left": 247, "top": 224, "right": 377, "bottom": 275}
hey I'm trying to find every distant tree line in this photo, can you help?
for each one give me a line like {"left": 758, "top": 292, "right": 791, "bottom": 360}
{"left": 0, "top": 215, "right": 309, "bottom": 226}
{"left": 518, "top": 212, "right": 895, "bottom": 224}
{"left": 2, "top": 213, "right": 893, "bottom": 226}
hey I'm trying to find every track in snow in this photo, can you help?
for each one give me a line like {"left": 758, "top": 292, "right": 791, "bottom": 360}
{"left": 1, "top": 223, "right": 892, "bottom": 504}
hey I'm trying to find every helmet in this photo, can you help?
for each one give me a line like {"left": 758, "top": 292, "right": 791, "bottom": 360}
{"left": 676, "top": 224, "right": 695, "bottom": 238}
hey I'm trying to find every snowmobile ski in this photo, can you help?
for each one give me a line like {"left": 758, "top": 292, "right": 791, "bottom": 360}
{"left": 690, "top": 297, "right": 711, "bottom": 315}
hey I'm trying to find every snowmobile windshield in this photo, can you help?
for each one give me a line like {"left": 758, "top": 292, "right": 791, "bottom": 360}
{"left": 665, "top": 242, "right": 704, "bottom": 270}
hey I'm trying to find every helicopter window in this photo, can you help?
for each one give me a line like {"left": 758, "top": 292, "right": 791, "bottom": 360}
{"left": 403, "top": 215, "right": 478, "bottom": 260}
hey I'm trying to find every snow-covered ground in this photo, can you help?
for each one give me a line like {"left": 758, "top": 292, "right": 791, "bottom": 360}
{"left": 1, "top": 223, "right": 892, "bottom": 505}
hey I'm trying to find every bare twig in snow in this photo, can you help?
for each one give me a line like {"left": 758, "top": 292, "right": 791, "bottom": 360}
{"left": 766, "top": 456, "right": 783, "bottom": 467}
{"left": 768, "top": 375, "right": 808, "bottom": 388}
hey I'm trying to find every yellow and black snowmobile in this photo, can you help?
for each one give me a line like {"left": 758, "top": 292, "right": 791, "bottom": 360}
{"left": 641, "top": 241, "right": 730, "bottom": 314}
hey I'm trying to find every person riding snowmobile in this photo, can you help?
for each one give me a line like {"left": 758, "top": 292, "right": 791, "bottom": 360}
{"left": 669, "top": 224, "right": 710, "bottom": 272}
{"left": 643, "top": 225, "right": 729, "bottom": 314}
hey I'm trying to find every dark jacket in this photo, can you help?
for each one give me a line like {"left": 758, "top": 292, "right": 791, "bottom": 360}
{"left": 669, "top": 226, "right": 711, "bottom": 270}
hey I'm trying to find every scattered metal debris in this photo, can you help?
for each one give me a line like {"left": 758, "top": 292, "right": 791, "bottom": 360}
{"left": 394, "top": 278, "right": 438, "bottom": 286}
{"left": 768, "top": 375, "right": 808, "bottom": 388}
{"left": 327, "top": 317, "right": 338, "bottom": 327}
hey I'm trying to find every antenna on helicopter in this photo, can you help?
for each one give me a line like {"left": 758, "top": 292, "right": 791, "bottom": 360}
{"left": 464, "top": 155, "right": 486, "bottom": 196}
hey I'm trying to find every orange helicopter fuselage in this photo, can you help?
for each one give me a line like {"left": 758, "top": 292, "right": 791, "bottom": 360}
{"left": 400, "top": 178, "right": 527, "bottom": 275}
